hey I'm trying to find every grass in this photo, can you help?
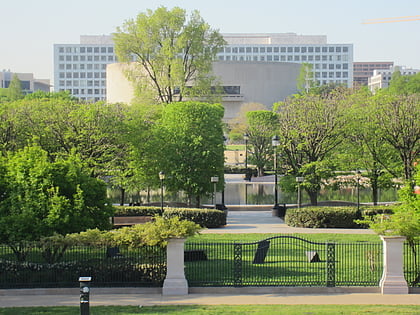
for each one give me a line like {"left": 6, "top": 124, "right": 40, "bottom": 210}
{"left": 226, "top": 145, "right": 245, "bottom": 151}
{"left": 1, "top": 305, "right": 420, "bottom": 314}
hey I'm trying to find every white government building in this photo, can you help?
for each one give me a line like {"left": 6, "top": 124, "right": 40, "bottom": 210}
{"left": 53, "top": 33, "right": 354, "bottom": 103}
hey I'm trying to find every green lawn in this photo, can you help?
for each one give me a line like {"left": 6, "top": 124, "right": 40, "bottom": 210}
{"left": 1, "top": 305, "right": 420, "bottom": 314}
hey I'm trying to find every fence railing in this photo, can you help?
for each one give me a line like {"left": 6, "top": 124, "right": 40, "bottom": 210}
{"left": 0, "top": 238, "right": 419, "bottom": 289}
{"left": 0, "top": 244, "right": 166, "bottom": 289}
{"left": 404, "top": 242, "right": 420, "bottom": 288}
{"left": 185, "top": 236, "right": 384, "bottom": 287}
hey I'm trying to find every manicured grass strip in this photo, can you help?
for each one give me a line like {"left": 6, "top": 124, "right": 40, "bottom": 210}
{"left": 1, "top": 305, "right": 420, "bottom": 314}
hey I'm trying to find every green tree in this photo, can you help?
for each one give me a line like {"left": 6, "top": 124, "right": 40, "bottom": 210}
{"left": 7, "top": 74, "right": 23, "bottom": 101}
{"left": 387, "top": 70, "right": 420, "bottom": 95}
{"left": 228, "top": 102, "right": 267, "bottom": 142}
{"left": 2, "top": 97, "right": 129, "bottom": 178}
{"left": 296, "top": 63, "right": 315, "bottom": 93}
{"left": 0, "top": 145, "right": 113, "bottom": 260}
{"left": 157, "top": 101, "right": 225, "bottom": 206}
{"left": 274, "top": 89, "right": 348, "bottom": 205}
{"left": 341, "top": 89, "right": 399, "bottom": 204}
{"left": 371, "top": 93, "right": 420, "bottom": 180}
{"left": 113, "top": 6, "right": 225, "bottom": 104}
{"left": 245, "top": 110, "right": 279, "bottom": 177}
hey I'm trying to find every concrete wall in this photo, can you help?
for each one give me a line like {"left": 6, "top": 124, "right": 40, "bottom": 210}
{"left": 106, "top": 61, "right": 300, "bottom": 120}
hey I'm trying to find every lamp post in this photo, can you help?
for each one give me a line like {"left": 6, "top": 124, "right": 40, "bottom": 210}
{"left": 356, "top": 170, "right": 361, "bottom": 211}
{"left": 211, "top": 176, "right": 219, "bottom": 208}
{"left": 243, "top": 133, "right": 249, "bottom": 181}
{"left": 296, "top": 176, "right": 304, "bottom": 209}
{"left": 272, "top": 135, "right": 280, "bottom": 214}
{"left": 159, "top": 171, "right": 165, "bottom": 212}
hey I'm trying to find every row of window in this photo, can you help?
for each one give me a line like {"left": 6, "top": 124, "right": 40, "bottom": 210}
{"left": 58, "top": 46, "right": 114, "bottom": 54}
{"left": 58, "top": 71, "right": 106, "bottom": 78}
{"left": 58, "top": 55, "right": 115, "bottom": 62}
{"left": 58, "top": 80, "right": 105, "bottom": 87}
{"left": 218, "top": 55, "right": 349, "bottom": 62}
{"left": 59, "top": 88, "right": 106, "bottom": 95}
{"left": 58, "top": 63, "right": 107, "bottom": 70}
{"left": 58, "top": 72, "right": 106, "bottom": 79}
{"left": 219, "top": 46, "right": 350, "bottom": 54}
{"left": 316, "top": 72, "right": 349, "bottom": 78}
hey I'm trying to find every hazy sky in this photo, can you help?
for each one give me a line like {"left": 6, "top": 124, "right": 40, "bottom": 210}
{"left": 2, "top": 0, "right": 420, "bottom": 80}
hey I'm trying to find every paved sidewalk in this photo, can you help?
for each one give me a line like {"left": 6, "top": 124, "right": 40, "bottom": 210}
{"left": 1, "top": 288, "right": 420, "bottom": 307}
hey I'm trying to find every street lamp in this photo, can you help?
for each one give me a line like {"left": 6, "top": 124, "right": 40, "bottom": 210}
{"left": 243, "top": 133, "right": 249, "bottom": 181}
{"left": 296, "top": 176, "right": 304, "bottom": 209}
{"left": 356, "top": 170, "right": 362, "bottom": 211}
{"left": 272, "top": 135, "right": 280, "bottom": 215}
{"left": 211, "top": 176, "right": 219, "bottom": 209}
{"left": 159, "top": 171, "right": 165, "bottom": 212}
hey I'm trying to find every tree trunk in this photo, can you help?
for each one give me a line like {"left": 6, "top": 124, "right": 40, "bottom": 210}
{"left": 371, "top": 174, "right": 379, "bottom": 206}
{"left": 307, "top": 189, "right": 318, "bottom": 206}
{"left": 120, "top": 188, "right": 125, "bottom": 206}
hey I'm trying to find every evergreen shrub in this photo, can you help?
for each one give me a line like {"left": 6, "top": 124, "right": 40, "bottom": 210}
{"left": 163, "top": 208, "right": 227, "bottom": 228}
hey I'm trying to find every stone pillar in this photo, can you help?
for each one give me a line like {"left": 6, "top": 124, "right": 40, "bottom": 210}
{"left": 380, "top": 235, "right": 409, "bottom": 294}
{"left": 162, "top": 238, "right": 188, "bottom": 295}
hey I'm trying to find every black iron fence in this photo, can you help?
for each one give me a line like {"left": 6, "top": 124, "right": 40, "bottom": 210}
{"left": 0, "top": 244, "right": 166, "bottom": 289}
{"left": 404, "top": 242, "right": 420, "bottom": 287}
{"left": 0, "top": 238, "right": 419, "bottom": 289}
{"left": 185, "top": 236, "right": 384, "bottom": 287}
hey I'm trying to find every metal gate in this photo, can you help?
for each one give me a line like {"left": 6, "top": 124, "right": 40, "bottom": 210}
{"left": 185, "top": 236, "right": 382, "bottom": 287}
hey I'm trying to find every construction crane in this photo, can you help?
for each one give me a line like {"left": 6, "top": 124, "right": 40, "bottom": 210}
{"left": 362, "top": 15, "right": 420, "bottom": 24}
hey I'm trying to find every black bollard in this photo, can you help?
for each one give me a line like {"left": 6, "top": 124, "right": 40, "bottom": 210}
{"left": 79, "top": 277, "right": 91, "bottom": 315}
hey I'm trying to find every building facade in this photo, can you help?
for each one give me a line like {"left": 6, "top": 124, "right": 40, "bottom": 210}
{"left": 54, "top": 33, "right": 353, "bottom": 101}
{"left": 368, "top": 66, "right": 420, "bottom": 92}
{"left": 218, "top": 33, "right": 354, "bottom": 87}
{"left": 53, "top": 35, "right": 116, "bottom": 102}
{"left": 353, "top": 61, "right": 394, "bottom": 87}
{"left": 0, "top": 70, "right": 50, "bottom": 93}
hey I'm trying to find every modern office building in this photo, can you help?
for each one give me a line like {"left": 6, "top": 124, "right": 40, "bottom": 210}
{"left": 217, "top": 33, "right": 354, "bottom": 87}
{"left": 0, "top": 70, "right": 50, "bottom": 93}
{"left": 368, "top": 66, "right": 420, "bottom": 92}
{"left": 53, "top": 35, "right": 116, "bottom": 102}
{"left": 106, "top": 61, "right": 301, "bottom": 120}
{"left": 353, "top": 61, "right": 394, "bottom": 87}
{"left": 54, "top": 33, "right": 353, "bottom": 101}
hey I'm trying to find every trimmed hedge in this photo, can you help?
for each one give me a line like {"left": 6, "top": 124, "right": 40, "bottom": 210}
{"left": 163, "top": 208, "right": 227, "bottom": 228}
{"left": 285, "top": 207, "right": 363, "bottom": 228}
{"left": 285, "top": 205, "right": 398, "bottom": 229}
{"left": 113, "top": 206, "right": 163, "bottom": 217}
{"left": 113, "top": 206, "right": 226, "bottom": 228}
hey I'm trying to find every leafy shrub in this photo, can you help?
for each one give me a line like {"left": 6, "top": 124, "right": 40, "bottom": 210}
{"left": 360, "top": 205, "right": 396, "bottom": 217}
{"left": 111, "top": 216, "right": 202, "bottom": 247}
{"left": 0, "top": 258, "right": 166, "bottom": 287}
{"left": 285, "top": 207, "right": 363, "bottom": 228}
{"left": 163, "top": 208, "right": 227, "bottom": 228}
{"left": 113, "top": 206, "right": 163, "bottom": 217}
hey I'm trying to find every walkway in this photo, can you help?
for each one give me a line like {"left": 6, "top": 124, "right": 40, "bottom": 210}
{"left": 201, "top": 208, "right": 375, "bottom": 234}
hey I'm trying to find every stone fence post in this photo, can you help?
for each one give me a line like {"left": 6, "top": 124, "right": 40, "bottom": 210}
{"left": 380, "top": 235, "right": 409, "bottom": 294}
{"left": 162, "top": 238, "right": 188, "bottom": 295}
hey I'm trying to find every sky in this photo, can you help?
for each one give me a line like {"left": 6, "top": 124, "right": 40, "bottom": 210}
{"left": 1, "top": 0, "right": 420, "bottom": 81}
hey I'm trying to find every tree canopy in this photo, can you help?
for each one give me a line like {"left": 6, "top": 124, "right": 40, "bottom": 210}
{"left": 113, "top": 6, "right": 226, "bottom": 104}
{"left": 0, "top": 145, "right": 113, "bottom": 258}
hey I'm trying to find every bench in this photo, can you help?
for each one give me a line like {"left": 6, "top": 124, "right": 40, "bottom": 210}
{"left": 112, "top": 216, "right": 154, "bottom": 227}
